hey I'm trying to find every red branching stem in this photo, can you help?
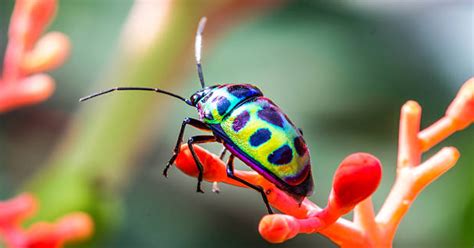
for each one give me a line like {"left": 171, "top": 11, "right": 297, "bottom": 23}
{"left": 375, "top": 78, "right": 473, "bottom": 241}
{"left": 175, "top": 145, "right": 378, "bottom": 244}
{"left": 397, "top": 101, "right": 422, "bottom": 168}
{"left": 353, "top": 198, "right": 377, "bottom": 241}
{"left": 320, "top": 217, "right": 368, "bottom": 247}
{"left": 173, "top": 77, "right": 473, "bottom": 247}
{"left": 419, "top": 78, "right": 474, "bottom": 151}
{"left": 377, "top": 147, "right": 459, "bottom": 239}
{"left": 3, "top": 0, "right": 57, "bottom": 83}
{"left": 175, "top": 146, "right": 316, "bottom": 218}
{"left": 0, "top": 193, "right": 93, "bottom": 248}
{"left": 419, "top": 117, "right": 458, "bottom": 152}
{"left": 0, "top": 0, "right": 70, "bottom": 113}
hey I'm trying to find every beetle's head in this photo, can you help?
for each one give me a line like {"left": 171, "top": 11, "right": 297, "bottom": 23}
{"left": 189, "top": 85, "right": 217, "bottom": 106}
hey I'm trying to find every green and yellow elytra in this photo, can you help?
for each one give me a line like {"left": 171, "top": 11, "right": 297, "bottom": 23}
{"left": 79, "top": 17, "right": 314, "bottom": 214}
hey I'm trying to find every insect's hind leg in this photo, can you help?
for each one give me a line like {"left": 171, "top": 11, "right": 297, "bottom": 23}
{"left": 187, "top": 135, "right": 217, "bottom": 193}
{"left": 218, "top": 147, "right": 227, "bottom": 160}
{"left": 163, "top": 118, "right": 211, "bottom": 177}
{"left": 225, "top": 155, "right": 274, "bottom": 214}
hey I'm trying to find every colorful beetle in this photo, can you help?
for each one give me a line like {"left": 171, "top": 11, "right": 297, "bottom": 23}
{"left": 80, "top": 17, "right": 313, "bottom": 214}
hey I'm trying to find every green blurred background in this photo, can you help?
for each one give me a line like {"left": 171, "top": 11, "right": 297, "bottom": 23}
{"left": 1, "top": 0, "right": 473, "bottom": 247}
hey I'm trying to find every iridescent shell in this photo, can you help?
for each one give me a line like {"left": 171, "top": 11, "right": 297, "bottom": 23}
{"left": 193, "top": 84, "right": 313, "bottom": 201}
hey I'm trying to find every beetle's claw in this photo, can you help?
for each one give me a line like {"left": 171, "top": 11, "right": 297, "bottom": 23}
{"left": 163, "top": 153, "right": 178, "bottom": 177}
{"left": 163, "top": 163, "right": 171, "bottom": 178}
{"left": 196, "top": 181, "right": 205, "bottom": 193}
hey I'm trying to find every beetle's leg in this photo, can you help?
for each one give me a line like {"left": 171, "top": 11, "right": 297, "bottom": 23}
{"left": 298, "top": 127, "right": 304, "bottom": 136}
{"left": 225, "top": 155, "right": 274, "bottom": 214}
{"left": 187, "top": 135, "right": 217, "bottom": 193}
{"left": 218, "top": 147, "right": 227, "bottom": 160}
{"left": 163, "top": 118, "right": 210, "bottom": 177}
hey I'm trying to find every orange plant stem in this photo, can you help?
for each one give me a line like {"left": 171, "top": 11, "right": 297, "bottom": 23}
{"left": 419, "top": 116, "right": 458, "bottom": 152}
{"left": 397, "top": 101, "right": 422, "bottom": 167}
{"left": 175, "top": 145, "right": 366, "bottom": 243}
{"left": 420, "top": 78, "right": 473, "bottom": 151}
{"left": 376, "top": 147, "right": 459, "bottom": 240}
{"left": 353, "top": 198, "right": 377, "bottom": 240}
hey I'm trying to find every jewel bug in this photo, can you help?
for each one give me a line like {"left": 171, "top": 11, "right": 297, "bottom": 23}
{"left": 80, "top": 17, "right": 314, "bottom": 214}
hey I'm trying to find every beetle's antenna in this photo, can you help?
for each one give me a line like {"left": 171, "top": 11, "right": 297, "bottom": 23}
{"left": 195, "top": 17, "right": 207, "bottom": 89}
{"left": 79, "top": 87, "right": 192, "bottom": 106}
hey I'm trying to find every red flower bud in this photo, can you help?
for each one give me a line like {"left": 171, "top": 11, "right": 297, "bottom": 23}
{"left": 331, "top": 153, "right": 382, "bottom": 209}
{"left": 259, "top": 214, "right": 300, "bottom": 243}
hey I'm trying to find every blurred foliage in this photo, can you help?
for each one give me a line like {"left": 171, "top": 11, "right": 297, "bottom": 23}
{"left": 1, "top": 0, "right": 472, "bottom": 247}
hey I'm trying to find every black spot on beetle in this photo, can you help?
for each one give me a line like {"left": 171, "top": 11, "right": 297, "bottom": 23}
{"left": 258, "top": 107, "right": 284, "bottom": 128}
{"left": 294, "top": 136, "right": 307, "bottom": 156}
{"left": 268, "top": 144, "right": 293, "bottom": 165}
{"left": 249, "top": 128, "right": 271, "bottom": 147}
{"left": 228, "top": 85, "right": 249, "bottom": 98}
{"left": 217, "top": 98, "right": 231, "bottom": 116}
{"left": 232, "top": 111, "right": 250, "bottom": 132}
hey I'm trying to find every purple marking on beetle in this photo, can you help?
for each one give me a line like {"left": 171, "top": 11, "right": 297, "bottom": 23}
{"left": 268, "top": 144, "right": 293, "bottom": 165}
{"left": 217, "top": 97, "right": 231, "bottom": 116}
{"left": 258, "top": 106, "right": 284, "bottom": 128}
{"left": 232, "top": 110, "right": 250, "bottom": 132}
{"left": 249, "top": 128, "right": 272, "bottom": 147}
{"left": 228, "top": 85, "right": 251, "bottom": 98}
{"left": 294, "top": 136, "right": 307, "bottom": 156}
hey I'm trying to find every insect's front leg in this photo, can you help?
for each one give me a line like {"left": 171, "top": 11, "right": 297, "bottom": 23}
{"left": 225, "top": 155, "right": 274, "bottom": 214}
{"left": 163, "top": 118, "right": 210, "bottom": 177}
{"left": 187, "top": 135, "right": 217, "bottom": 193}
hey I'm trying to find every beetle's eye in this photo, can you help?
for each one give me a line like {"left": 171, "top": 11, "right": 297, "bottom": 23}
{"left": 190, "top": 94, "right": 198, "bottom": 104}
